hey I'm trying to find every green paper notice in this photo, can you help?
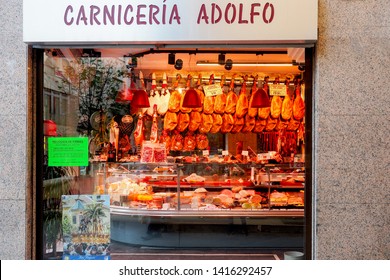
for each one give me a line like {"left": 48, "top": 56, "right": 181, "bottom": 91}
{"left": 48, "top": 137, "right": 89, "bottom": 166}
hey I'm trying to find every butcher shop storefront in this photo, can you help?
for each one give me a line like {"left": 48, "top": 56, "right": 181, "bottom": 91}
{"left": 24, "top": 0, "right": 317, "bottom": 260}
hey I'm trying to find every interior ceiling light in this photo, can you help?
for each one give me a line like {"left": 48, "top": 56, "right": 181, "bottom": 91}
{"left": 224, "top": 59, "right": 233, "bottom": 71}
{"left": 250, "top": 88, "right": 270, "bottom": 108}
{"left": 218, "top": 53, "right": 226, "bottom": 65}
{"left": 168, "top": 53, "right": 175, "bottom": 65}
{"left": 197, "top": 61, "right": 294, "bottom": 67}
{"left": 174, "top": 59, "right": 183, "bottom": 70}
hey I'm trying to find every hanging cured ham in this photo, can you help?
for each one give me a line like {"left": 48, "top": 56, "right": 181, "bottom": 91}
{"left": 177, "top": 112, "right": 190, "bottom": 132}
{"left": 225, "top": 74, "right": 238, "bottom": 114}
{"left": 133, "top": 112, "right": 145, "bottom": 147}
{"left": 168, "top": 74, "right": 182, "bottom": 113}
{"left": 157, "top": 73, "right": 170, "bottom": 115}
{"left": 247, "top": 75, "right": 259, "bottom": 117}
{"left": 270, "top": 77, "right": 283, "bottom": 119}
{"left": 253, "top": 117, "right": 267, "bottom": 133}
{"left": 193, "top": 74, "right": 205, "bottom": 113}
{"left": 188, "top": 111, "right": 202, "bottom": 132}
{"left": 293, "top": 79, "right": 305, "bottom": 120}
{"left": 221, "top": 113, "right": 234, "bottom": 133}
{"left": 281, "top": 78, "right": 293, "bottom": 120}
{"left": 231, "top": 113, "right": 244, "bottom": 134}
{"left": 235, "top": 76, "right": 249, "bottom": 118}
{"left": 214, "top": 75, "right": 227, "bottom": 114}
{"left": 163, "top": 111, "right": 178, "bottom": 131}
{"left": 287, "top": 118, "right": 301, "bottom": 131}
{"left": 203, "top": 74, "right": 215, "bottom": 114}
{"left": 258, "top": 77, "right": 271, "bottom": 119}
{"left": 275, "top": 118, "right": 288, "bottom": 131}
{"left": 198, "top": 113, "right": 213, "bottom": 134}
{"left": 149, "top": 104, "right": 159, "bottom": 143}
{"left": 241, "top": 114, "right": 255, "bottom": 133}
{"left": 210, "top": 113, "right": 223, "bottom": 133}
{"left": 265, "top": 115, "right": 278, "bottom": 131}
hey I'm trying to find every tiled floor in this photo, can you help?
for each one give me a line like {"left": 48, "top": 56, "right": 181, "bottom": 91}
{"left": 110, "top": 242, "right": 297, "bottom": 260}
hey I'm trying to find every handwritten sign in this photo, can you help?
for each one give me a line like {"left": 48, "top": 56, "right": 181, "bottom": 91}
{"left": 48, "top": 137, "right": 89, "bottom": 166}
{"left": 269, "top": 84, "right": 287, "bottom": 96}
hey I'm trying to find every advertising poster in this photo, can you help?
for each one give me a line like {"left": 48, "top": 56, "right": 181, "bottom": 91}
{"left": 61, "top": 195, "right": 111, "bottom": 260}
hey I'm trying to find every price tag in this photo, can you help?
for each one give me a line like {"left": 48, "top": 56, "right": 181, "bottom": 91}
{"left": 203, "top": 84, "right": 223, "bottom": 97}
{"left": 202, "top": 150, "right": 210, "bottom": 156}
{"left": 257, "top": 153, "right": 270, "bottom": 160}
{"left": 242, "top": 150, "right": 249, "bottom": 156}
{"left": 222, "top": 150, "right": 229, "bottom": 156}
{"left": 269, "top": 84, "right": 287, "bottom": 96}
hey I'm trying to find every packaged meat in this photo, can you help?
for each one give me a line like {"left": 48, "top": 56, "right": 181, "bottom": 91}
{"left": 196, "top": 133, "right": 209, "bottom": 150}
{"left": 183, "top": 131, "right": 196, "bottom": 151}
{"left": 189, "top": 111, "right": 202, "bottom": 132}
{"left": 140, "top": 141, "right": 167, "bottom": 163}
{"left": 170, "top": 130, "right": 184, "bottom": 151}
{"left": 163, "top": 111, "right": 178, "bottom": 131}
{"left": 159, "top": 130, "right": 171, "bottom": 153}
{"left": 235, "top": 76, "right": 249, "bottom": 118}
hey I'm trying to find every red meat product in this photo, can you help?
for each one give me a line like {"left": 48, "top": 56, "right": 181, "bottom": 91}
{"left": 196, "top": 133, "right": 209, "bottom": 150}
{"left": 177, "top": 112, "right": 190, "bottom": 132}
{"left": 221, "top": 113, "right": 234, "bottom": 133}
{"left": 198, "top": 113, "right": 213, "bottom": 134}
{"left": 203, "top": 74, "right": 215, "bottom": 114}
{"left": 225, "top": 74, "right": 238, "bottom": 114}
{"left": 293, "top": 80, "right": 305, "bottom": 120}
{"left": 231, "top": 113, "right": 244, "bottom": 134}
{"left": 210, "top": 113, "right": 223, "bottom": 133}
{"left": 168, "top": 74, "right": 182, "bottom": 113}
{"left": 163, "top": 111, "right": 178, "bottom": 131}
{"left": 159, "top": 130, "right": 171, "bottom": 153}
{"left": 241, "top": 114, "right": 255, "bottom": 133}
{"left": 189, "top": 111, "right": 202, "bottom": 132}
{"left": 214, "top": 75, "right": 227, "bottom": 114}
{"left": 133, "top": 113, "right": 145, "bottom": 146}
{"left": 171, "top": 131, "right": 184, "bottom": 151}
{"left": 235, "top": 76, "right": 249, "bottom": 118}
{"left": 193, "top": 74, "right": 205, "bottom": 113}
{"left": 183, "top": 132, "right": 196, "bottom": 151}
{"left": 281, "top": 78, "right": 293, "bottom": 120}
{"left": 253, "top": 117, "right": 267, "bottom": 133}
{"left": 248, "top": 75, "right": 259, "bottom": 117}
{"left": 265, "top": 116, "right": 278, "bottom": 131}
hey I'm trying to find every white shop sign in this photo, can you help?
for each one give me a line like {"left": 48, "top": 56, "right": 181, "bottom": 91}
{"left": 23, "top": 0, "right": 317, "bottom": 44}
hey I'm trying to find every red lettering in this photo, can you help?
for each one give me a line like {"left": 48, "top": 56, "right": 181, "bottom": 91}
{"left": 124, "top": 5, "right": 133, "bottom": 25}
{"left": 90, "top": 5, "right": 101, "bottom": 25}
{"left": 169, "top": 4, "right": 181, "bottom": 24}
{"left": 64, "top": 5, "right": 74, "bottom": 25}
{"left": 238, "top": 4, "right": 248, "bottom": 24}
{"left": 211, "top": 4, "right": 222, "bottom": 24}
{"left": 250, "top": 3, "right": 261, "bottom": 24}
{"left": 197, "top": 4, "right": 209, "bottom": 24}
{"left": 76, "top": 6, "right": 88, "bottom": 25}
{"left": 137, "top": 5, "right": 147, "bottom": 25}
{"left": 149, "top": 5, "right": 160, "bottom": 24}
{"left": 225, "top": 3, "right": 236, "bottom": 24}
{"left": 263, "top": 3, "right": 274, "bottom": 24}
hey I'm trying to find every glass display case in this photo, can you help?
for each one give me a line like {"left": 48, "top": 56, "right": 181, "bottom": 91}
{"left": 93, "top": 161, "right": 305, "bottom": 248}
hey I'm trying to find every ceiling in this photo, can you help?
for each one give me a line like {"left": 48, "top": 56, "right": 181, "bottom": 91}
{"left": 54, "top": 46, "right": 305, "bottom": 79}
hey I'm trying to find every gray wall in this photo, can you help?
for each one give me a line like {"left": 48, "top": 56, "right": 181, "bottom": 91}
{"left": 0, "top": 0, "right": 389, "bottom": 259}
